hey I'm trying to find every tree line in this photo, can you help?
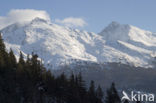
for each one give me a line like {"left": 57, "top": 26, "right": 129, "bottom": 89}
{"left": 0, "top": 33, "right": 140, "bottom": 103}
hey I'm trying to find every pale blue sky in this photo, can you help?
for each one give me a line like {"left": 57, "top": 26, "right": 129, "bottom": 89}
{"left": 1, "top": 0, "right": 156, "bottom": 33}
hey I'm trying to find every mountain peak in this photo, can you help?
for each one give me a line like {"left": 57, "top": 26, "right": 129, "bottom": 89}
{"left": 99, "top": 21, "right": 156, "bottom": 47}
{"left": 31, "top": 17, "right": 50, "bottom": 24}
{"left": 108, "top": 21, "right": 121, "bottom": 28}
{"left": 100, "top": 21, "right": 131, "bottom": 33}
{"left": 99, "top": 22, "right": 131, "bottom": 42}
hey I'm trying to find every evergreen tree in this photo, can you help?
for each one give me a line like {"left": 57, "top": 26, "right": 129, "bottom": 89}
{"left": 19, "top": 51, "right": 25, "bottom": 66}
{"left": 69, "top": 72, "right": 75, "bottom": 85}
{"left": 88, "top": 80, "right": 96, "bottom": 103}
{"left": 89, "top": 80, "right": 95, "bottom": 95}
{"left": 105, "top": 83, "right": 121, "bottom": 103}
{"left": 0, "top": 32, "right": 5, "bottom": 71}
{"left": 67, "top": 73, "right": 77, "bottom": 103}
{"left": 0, "top": 33, "right": 5, "bottom": 52}
{"left": 77, "top": 72, "right": 86, "bottom": 102}
{"left": 0, "top": 33, "right": 19, "bottom": 103}
{"left": 96, "top": 85, "right": 104, "bottom": 100}
{"left": 9, "top": 49, "right": 17, "bottom": 68}
{"left": 0, "top": 33, "right": 8, "bottom": 68}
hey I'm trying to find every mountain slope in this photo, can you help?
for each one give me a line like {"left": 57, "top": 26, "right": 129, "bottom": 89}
{"left": 99, "top": 21, "right": 156, "bottom": 67}
{"left": 1, "top": 19, "right": 156, "bottom": 69}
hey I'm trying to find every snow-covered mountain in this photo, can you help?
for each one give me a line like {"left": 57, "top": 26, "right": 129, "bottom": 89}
{"left": 1, "top": 18, "right": 156, "bottom": 69}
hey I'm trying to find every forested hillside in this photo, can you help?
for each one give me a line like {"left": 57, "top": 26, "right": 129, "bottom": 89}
{"left": 0, "top": 33, "right": 123, "bottom": 103}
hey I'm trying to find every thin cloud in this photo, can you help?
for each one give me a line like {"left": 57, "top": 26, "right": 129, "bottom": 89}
{"left": 55, "top": 17, "right": 87, "bottom": 28}
{"left": 0, "top": 9, "right": 50, "bottom": 29}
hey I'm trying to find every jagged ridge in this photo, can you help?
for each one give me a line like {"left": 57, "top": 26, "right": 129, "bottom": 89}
{"left": 1, "top": 18, "right": 156, "bottom": 69}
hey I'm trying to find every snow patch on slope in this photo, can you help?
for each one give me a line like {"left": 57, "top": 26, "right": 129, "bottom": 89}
{"left": 1, "top": 19, "right": 156, "bottom": 69}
